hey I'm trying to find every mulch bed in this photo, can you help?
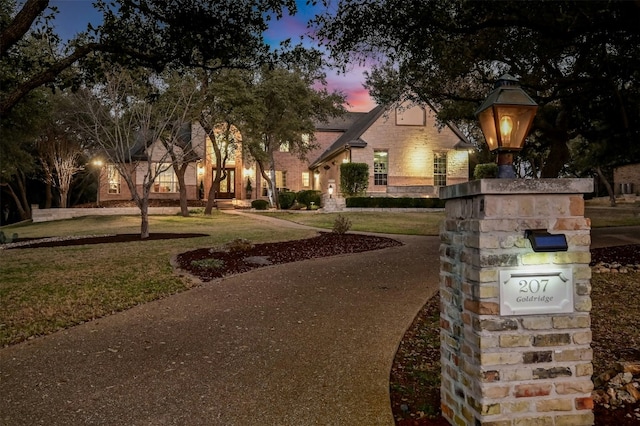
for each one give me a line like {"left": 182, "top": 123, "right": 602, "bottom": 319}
{"left": 174, "top": 232, "right": 403, "bottom": 282}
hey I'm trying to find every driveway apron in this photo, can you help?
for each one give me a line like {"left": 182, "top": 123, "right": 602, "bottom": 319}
{"left": 0, "top": 229, "right": 440, "bottom": 425}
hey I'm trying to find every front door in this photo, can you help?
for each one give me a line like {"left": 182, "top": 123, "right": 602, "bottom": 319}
{"left": 217, "top": 169, "right": 235, "bottom": 199}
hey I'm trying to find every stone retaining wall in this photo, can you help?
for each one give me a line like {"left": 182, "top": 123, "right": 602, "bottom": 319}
{"left": 32, "top": 207, "right": 182, "bottom": 223}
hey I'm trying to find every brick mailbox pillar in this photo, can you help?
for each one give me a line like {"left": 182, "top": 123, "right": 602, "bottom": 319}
{"left": 439, "top": 179, "right": 595, "bottom": 426}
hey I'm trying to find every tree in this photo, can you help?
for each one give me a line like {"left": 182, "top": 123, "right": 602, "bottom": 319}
{"left": 194, "top": 68, "right": 255, "bottom": 215}
{"left": 0, "top": 85, "right": 50, "bottom": 220}
{"left": 241, "top": 65, "right": 346, "bottom": 208}
{"left": 1, "top": 6, "right": 60, "bottom": 219}
{"left": 34, "top": 92, "right": 86, "bottom": 208}
{"left": 314, "top": 0, "right": 640, "bottom": 178}
{"left": 151, "top": 71, "right": 202, "bottom": 217}
{"left": 340, "top": 163, "right": 369, "bottom": 196}
{"left": 75, "top": 65, "right": 198, "bottom": 238}
{"left": 1, "top": 0, "right": 297, "bottom": 118}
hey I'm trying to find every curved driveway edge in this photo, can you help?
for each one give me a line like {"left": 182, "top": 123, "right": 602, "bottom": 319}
{"left": 0, "top": 224, "right": 441, "bottom": 425}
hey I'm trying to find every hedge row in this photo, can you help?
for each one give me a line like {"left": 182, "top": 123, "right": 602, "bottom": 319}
{"left": 252, "top": 190, "right": 323, "bottom": 210}
{"left": 345, "top": 197, "right": 446, "bottom": 208}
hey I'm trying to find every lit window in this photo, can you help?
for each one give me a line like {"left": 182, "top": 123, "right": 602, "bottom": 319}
{"left": 261, "top": 171, "right": 287, "bottom": 193}
{"left": 279, "top": 141, "right": 290, "bottom": 152}
{"left": 374, "top": 151, "right": 388, "bottom": 186}
{"left": 434, "top": 152, "right": 447, "bottom": 187}
{"left": 107, "top": 164, "right": 120, "bottom": 194}
{"left": 153, "top": 164, "right": 178, "bottom": 193}
{"left": 302, "top": 172, "right": 310, "bottom": 187}
{"left": 276, "top": 170, "right": 287, "bottom": 190}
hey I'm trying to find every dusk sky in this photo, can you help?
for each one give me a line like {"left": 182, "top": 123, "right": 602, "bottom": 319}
{"left": 48, "top": 0, "right": 377, "bottom": 112}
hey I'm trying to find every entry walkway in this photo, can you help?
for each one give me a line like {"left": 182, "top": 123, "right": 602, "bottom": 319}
{"left": 0, "top": 218, "right": 440, "bottom": 425}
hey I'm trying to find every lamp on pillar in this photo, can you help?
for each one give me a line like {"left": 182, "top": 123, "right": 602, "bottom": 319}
{"left": 475, "top": 74, "right": 538, "bottom": 178}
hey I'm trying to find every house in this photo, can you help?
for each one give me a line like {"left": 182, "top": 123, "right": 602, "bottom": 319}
{"left": 307, "top": 103, "right": 472, "bottom": 201}
{"left": 97, "top": 103, "right": 472, "bottom": 207}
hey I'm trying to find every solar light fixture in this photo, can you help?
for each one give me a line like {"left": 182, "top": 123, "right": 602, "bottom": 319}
{"left": 525, "top": 230, "right": 568, "bottom": 252}
{"left": 475, "top": 74, "right": 538, "bottom": 178}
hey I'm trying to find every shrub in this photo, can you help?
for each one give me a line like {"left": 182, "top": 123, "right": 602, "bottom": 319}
{"left": 296, "top": 190, "right": 322, "bottom": 209}
{"left": 473, "top": 163, "right": 498, "bottom": 179}
{"left": 251, "top": 199, "right": 269, "bottom": 210}
{"left": 0, "top": 231, "right": 17, "bottom": 244}
{"left": 190, "top": 258, "right": 225, "bottom": 270}
{"left": 345, "top": 197, "right": 446, "bottom": 208}
{"left": 278, "top": 191, "right": 297, "bottom": 210}
{"left": 332, "top": 214, "right": 352, "bottom": 234}
{"left": 340, "top": 163, "right": 369, "bottom": 196}
{"left": 225, "top": 238, "right": 254, "bottom": 253}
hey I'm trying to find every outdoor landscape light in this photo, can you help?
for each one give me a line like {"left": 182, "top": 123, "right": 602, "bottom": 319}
{"left": 475, "top": 74, "right": 538, "bottom": 178}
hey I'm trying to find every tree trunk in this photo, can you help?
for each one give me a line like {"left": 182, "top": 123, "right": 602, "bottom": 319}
{"left": 44, "top": 181, "right": 53, "bottom": 209}
{"left": 174, "top": 163, "right": 189, "bottom": 217}
{"left": 135, "top": 183, "right": 152, "bottom": 239}
{"left": 1, "top": 183, "right": 29, "bottom": 221}
{"left": 594, "top": 166, "right": 616, "bottom": 207}
{"left": 59, "top": 188, "right": 68, "bottom": 208}
{"left": 203, "top": 151, "right": 227, "bottom": 215}
{"left": 268, "top": 149, "right": 279, "bottom": 209}
{"left": 200, "top": 119, "right": 226, "bottom": 215}
{"left": 255, "top": 159, "right": 273, "bottom": 207}
{"left": 15, "top": 171, "right": 32, "bottom": 220}
{"left": 540, "top": 136, "right": 570, "bottom": 178}
{"left": 138, "top": 196, "right": 150, "bottom": 239}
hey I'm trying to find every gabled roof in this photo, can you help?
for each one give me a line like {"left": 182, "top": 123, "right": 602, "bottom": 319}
{"left": 309, "top": 105, "right": 386, "bottom": 169}
{"left": 126, "top": 123, "right": 200, "bottom": 162}
{"left": 315, "top": 111, "right": 369, "bottom": 132}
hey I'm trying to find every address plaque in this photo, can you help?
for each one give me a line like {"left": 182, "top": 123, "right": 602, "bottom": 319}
{"left": 499, "top": 267, "right": 574, "bottom": 316}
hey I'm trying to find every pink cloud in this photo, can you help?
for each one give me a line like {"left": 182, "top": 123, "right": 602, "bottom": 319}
{"left": 322, "top": 66, "right": 376, "bottom": 112}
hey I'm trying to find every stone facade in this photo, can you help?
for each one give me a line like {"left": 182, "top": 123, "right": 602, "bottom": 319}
{"left": 348, "top": 106, "right": 469, "bottom": 196}
{"left": 439, "top": 179, "right": 595, "bottom": 426}
{"left": 98, "top": 122, "right": 204, "bottom": 203}
{"left": 97, "top": 105, "right": 471, "bottom": 204}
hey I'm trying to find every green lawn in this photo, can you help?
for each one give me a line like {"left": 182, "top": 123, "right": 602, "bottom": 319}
{"left": 256, "top": 211, "right": 445, "bottom": 235}
{"left": 0, "top": 213, "right": 316, "bottom": 347}
{"left": 257, "top": 207, "right": 640, "bottom": 234}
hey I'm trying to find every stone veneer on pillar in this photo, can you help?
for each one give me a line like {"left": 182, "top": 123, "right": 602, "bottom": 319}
{"left": 439, "top": 179, "right": 595, "bottom": 426}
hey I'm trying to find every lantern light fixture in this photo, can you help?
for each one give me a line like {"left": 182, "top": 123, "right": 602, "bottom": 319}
{"left": 475, "top": 74, "right": 538, "bottom": 178}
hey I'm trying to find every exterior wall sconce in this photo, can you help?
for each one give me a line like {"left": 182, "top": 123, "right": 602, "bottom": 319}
{"left": 328, "top": 183, "right": 334, "bottom": 198}
{"left": 475, "top": 74, "right": 538, "bottom": 178}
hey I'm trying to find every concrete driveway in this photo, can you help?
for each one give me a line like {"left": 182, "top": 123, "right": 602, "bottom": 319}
{"left": 0, "top": 233, "right": 441, "bottom": 426}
